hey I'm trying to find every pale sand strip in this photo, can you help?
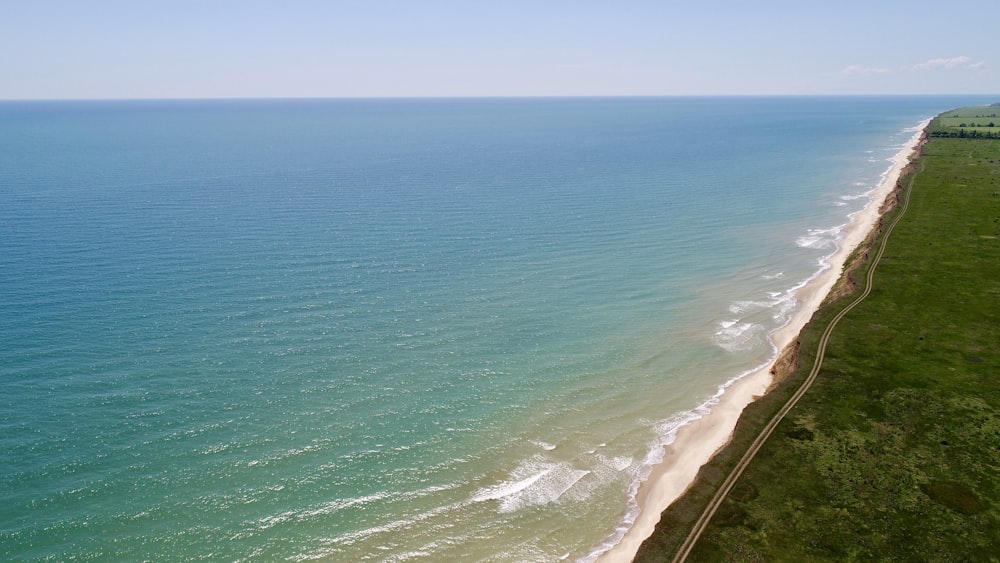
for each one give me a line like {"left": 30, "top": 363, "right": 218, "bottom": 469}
{"left": 594, "top": 121, "right": 929, "bottom": 563}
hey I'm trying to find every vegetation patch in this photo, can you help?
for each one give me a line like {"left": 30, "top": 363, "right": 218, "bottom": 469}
{"left": 931, "top": 106, "right": 1000, "bottom": 138}
{"left": 922, "top": 481, "right": 987, "bottom": 515}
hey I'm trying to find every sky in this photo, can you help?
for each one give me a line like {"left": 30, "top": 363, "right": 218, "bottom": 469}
{"left": 2, "top": 0, "right": 997, "bottom": 99}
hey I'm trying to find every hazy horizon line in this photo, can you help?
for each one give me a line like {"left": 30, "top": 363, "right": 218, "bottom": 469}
{"left": 3, "top": 93, "right": 998, "bottom": 103}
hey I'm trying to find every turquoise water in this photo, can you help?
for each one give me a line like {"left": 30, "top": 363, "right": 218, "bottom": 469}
{"left": 0, "top": 97, "right": 986, "bottom": 561}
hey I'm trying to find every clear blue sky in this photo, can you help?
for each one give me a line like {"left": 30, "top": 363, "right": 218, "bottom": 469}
{"left": 3, "top": 0, "right": 997, "bottom": 99}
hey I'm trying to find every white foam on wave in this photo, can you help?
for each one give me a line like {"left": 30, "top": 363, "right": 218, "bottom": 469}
{"left": 714, "top": 320, "right": 764, "bottom": 352}
{"left": 306, "top": 482, "right": 478, "bottom": 557}
{"left": 766, "top": 289, "right": 799, "bottom": 323}
{"left": 715, "top": 271, "right": 808, "bottom": 352}
{"left": 259, "top": 481, "right": 465, "bottom": 542}
{"left": 728, "top": 299, "right": 768, "bottom": 315}
{"left": 321, "top": 502, "right": 458, "bottom": 549}
{"left": 470, "top": 457, "right": 591, "bottom": 513}
{"left": 728, "top": 286, "right": 796, "bottom": 320}
{"left": 603, "top": 455, "right": 633, "bottom": 472}
{"left": 795, "top": 226, "right": 842, "bottom": 250}
{"left": 532, "top": 440, "right": 557, "bottom": 451}
{"left": 836, "top": 187, "right": 870, "bottom": 207}
{"left": 471, "top": 467, "right": 551, "bottom": 502}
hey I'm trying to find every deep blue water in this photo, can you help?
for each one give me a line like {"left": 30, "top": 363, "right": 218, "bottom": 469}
{"left": 0, "top": 96, "right": 988, "bottom": 561}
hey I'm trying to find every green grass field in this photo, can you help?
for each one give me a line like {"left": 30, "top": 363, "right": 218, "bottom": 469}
{"left": 932, "top": 105, "right": 1000, "bottom": 137}
{"left": 635, "top": 109, "right": 1000, "bottom": 562}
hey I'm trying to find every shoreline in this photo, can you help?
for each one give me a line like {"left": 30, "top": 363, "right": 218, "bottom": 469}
{"left": 591, "top": 119, "right": 930, "bottom": 563}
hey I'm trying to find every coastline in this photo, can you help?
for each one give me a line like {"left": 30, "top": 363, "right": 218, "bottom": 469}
{"left": 591, "top": 119, "right": 930, "bottom": 563}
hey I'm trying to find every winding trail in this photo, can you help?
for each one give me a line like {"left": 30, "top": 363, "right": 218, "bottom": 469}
{"left": 671, "top": 156, "right": 924, "bottom": 563}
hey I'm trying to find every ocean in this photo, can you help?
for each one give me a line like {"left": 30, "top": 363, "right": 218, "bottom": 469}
{"left": 0, "top": 96, "right": 985, "bottom": 561}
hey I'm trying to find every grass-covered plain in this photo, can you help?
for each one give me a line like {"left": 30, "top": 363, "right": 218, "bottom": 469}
{"left": 933, "top": 105, "right": 1000, "bottom": 137}
{"left": 635, "top": 110, "right": 1000, "bottom": 561}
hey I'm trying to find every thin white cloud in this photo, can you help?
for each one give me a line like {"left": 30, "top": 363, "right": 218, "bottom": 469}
{"left": 841, "top": 65, "right": 890, "bottom": 76}
{"left": 842, "top": 56, "right": 987, "bottom": 78}
{"left": 911, "top": 56, "right": 985, "bottom": 71}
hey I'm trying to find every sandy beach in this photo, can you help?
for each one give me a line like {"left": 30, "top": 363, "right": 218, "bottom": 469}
{"left": 594, "top": 120, "right": 930, "bottom": 563}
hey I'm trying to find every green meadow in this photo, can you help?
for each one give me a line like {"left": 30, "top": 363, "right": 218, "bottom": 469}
{"left": 932, "top": 105, "right": 1000, "bottom": 137}
{"left": 636, "top": 108, "right": 1000, "bottom": 561}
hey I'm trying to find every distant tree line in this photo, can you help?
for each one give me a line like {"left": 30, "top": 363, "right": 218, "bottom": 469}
{"left": 930, "top": 129, "right": 1000, "bottom": 139}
